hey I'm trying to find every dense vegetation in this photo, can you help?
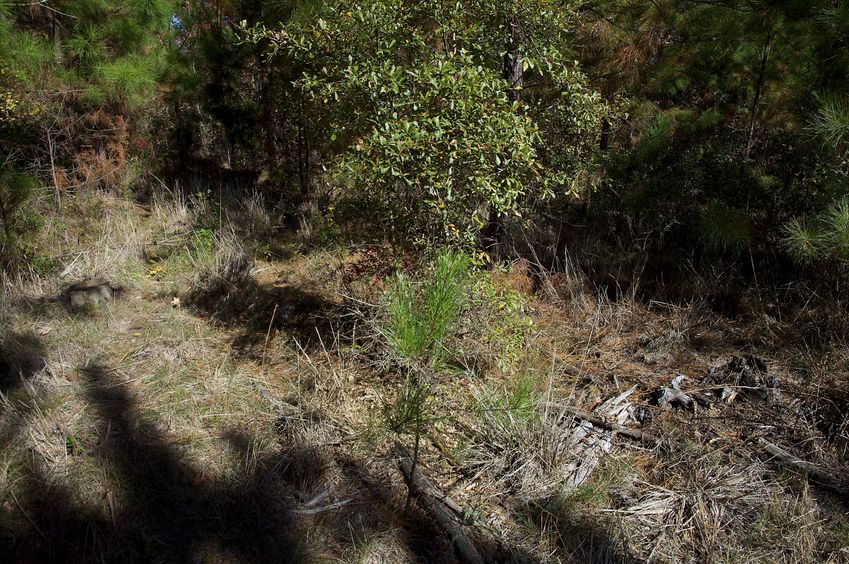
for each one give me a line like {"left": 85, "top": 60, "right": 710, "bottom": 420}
{"left": 4, "top": 1, "right": 849, "bottom": 308}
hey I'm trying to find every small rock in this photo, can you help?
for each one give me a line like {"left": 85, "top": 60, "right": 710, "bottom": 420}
{"left": 62, "top": 277, "right": 122, "bottom": 311}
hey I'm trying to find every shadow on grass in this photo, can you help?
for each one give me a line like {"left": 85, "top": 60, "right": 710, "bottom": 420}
{"left": 516, "top": 495, "right": 636, "bottom": 564}
{"left": 326, "top": 454, "right": 550, "bottom": 563}
{"left": 0, "top": 365, "right": 551, "bottom": 563}
{"left": 330, "top": 453, "right": 458, "bottom": 562}
{"left": 0, "top": 331, "right": 46, "bottom": 395}
{"left": 0, "top": 365, "right": 304, "bottom": 563}
{"left": 188, "top": 274, "right": 342, "bottom": 358}
{"left": 228, "top": 284, "right": 340, "bottom": 356}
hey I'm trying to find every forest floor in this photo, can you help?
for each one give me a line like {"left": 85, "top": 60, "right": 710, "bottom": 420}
{"left": 1, "top": 190, "right": 848, "bottom": 563}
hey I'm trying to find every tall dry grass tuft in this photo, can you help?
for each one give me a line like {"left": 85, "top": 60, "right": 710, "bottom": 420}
{"left": 150, "top": 185, "right": 193, "bottom": 239}
{"left": 235, "top": 190, "right": 273, "bottom": 240}
{"left": 186, "top": 226, "right": 255, "bottom": 319}
{"left": 56, "top": 206, "right": 145, "bottom": 287}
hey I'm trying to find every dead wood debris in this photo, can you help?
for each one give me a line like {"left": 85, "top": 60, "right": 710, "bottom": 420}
{"left": 654, "top": 355, "right": 781, "bottom": 412}
{"left": 395, "top": 443, "right": 484, "bottom": 564}
{"left": 710, "top": 355, "right": 781, "bottom": 403}
{"left": 556, "top": 405, "right": 665, "bottom": 450}
{"left": 758, "top": 439, "right": 849, "bottom": 499}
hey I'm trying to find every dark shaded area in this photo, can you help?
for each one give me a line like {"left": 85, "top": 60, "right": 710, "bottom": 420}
{"left": 0, "top": 365, "right": 304, "bottom": 563}
{"left": 516, "top": 496, "right": 636, "bottom": 564}
{"left": 0, "top": 331, "right": 46, "bottom": 394}
{"left": 330, "top": 454, "right": 547, "bottom": 563}
{"left": 228, "top": 284, "right": 340, "bottom": 356}
{"left": 518, "top": 222, "right": 849, "bottom": 353}
{"left": 270, "top": 400, "right": 488, "bottom": 562}
{"left": 0, "top": 332, "right": 45, "bottom": 474}
{"left": 0, "top": 365, "right": 546, "bottom": 563}
{"left": 188, "top": 271, "right": 341, "bottom": 358}
{"left": 815, "top": 389, "right": 849, "bottom": 450}
{"left": 331, "top": 454, "right": 462, "bottom": 562}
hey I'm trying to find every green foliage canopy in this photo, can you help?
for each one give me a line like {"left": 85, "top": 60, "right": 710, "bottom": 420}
{"left": 245, "top": 0, "right": 608, "bottom": 246}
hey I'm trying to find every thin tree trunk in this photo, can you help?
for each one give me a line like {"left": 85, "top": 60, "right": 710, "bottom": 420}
{"left": 46, "top": 126, "right": 61, "bottom": 210}
{"left": 44, "top": 3, "right": 62, "bottom": 63}
{"left": 297, "top": 97, "right": 310, "bottom": 199}
{"left": 746, "top": 31, "right": 772, "bottom": 157}
{"left": 396, "top": 442, "right": 485, "bottom": 564}
{"left": 599, "top": 118, "right": 611, "bottom": 152}
{"left": 403, "top": 420, "right": 421, "bottom": 513}
{"left": 482, "top": 16, "right": 525, "bottom": 257}
{"left": 504, "top": 17, "right": 524, "bottom": 104}
{"left": 261, "top": 73, "right": 275, "bottom": 170}
{"left": 0, "top": 202, "right": 12, "bottom": 246}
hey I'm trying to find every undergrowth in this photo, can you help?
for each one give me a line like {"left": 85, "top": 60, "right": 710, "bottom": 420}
{"left": 2, "top": 187, "right": 849, "bottom": 563}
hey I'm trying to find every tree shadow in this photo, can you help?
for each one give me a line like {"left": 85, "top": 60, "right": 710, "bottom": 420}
{"left": 515, "top": 496, "right": 636, "bottom": 563}
{"left": 228, "top": 284, "right": 340, "bottom": 357}
{"left": 0, "top": 364, "right": 305, "bottom": 563}
{"left": 264, "top": 403, "right": 481, "bottom": 562}
{"left": 325, "top": 454, "right": 549, "bottom": 563}
{"left": 330, "top": 454, "right": 460, "bottom": 562}
{"left": 0, "top": 364, "right": 575, "bottom": 563}
{"left": 0, "top": 330, "right": 46, "bottom": 394}
{"left": 188, "top": 273, "right": 342, "bottom": 358}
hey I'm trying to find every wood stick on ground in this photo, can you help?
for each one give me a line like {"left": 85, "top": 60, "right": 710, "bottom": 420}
{"left": 758, "top": 438, "right": 849, "bottom": 498}
{"left": 395, "top": 443, "right": 484, "bottom": 564}
{"left": 548, "top": 404, "right": 666, "bottom": 449}
{"left": 261, "top": 303, "right": 279, "bottom": 367}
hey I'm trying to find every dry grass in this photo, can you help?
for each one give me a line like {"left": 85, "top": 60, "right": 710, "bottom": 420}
{"left": 185, "top": 226, "right": 255, "bottom": 318}
{"left": 2, "top": 187, "right": 849, "bottom": 562}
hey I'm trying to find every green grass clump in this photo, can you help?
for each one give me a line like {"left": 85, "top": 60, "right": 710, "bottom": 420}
{"left": 699, "top": 203, "right": 751, "bottom": 251}
{"left": 809, "top": 94, "right": 849, "bottom": 156}
{"left": 781, "top": 217, "right": 825, "bottom": 264}
{"left": 466, "top": 269, "right": 534, "bottom": 374}
{"left": 474, "top": 374, "right": 539, "bottom": 424}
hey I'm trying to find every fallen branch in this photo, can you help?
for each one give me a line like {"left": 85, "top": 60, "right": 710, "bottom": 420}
{"left": 758, "top": 439, "right": 849, "bottom": 498}
{"left": 290, "top": 498, "right": 352, "bottom": 515}
{"left": 547, "top": 404, "right": 666, "bottom": 449}
{"left": 395, "top": 443, "right": 484, "bottom": 564}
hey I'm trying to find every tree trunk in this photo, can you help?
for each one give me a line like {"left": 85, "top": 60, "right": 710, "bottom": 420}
{"left": 746, "top": 30, "right": 772, "bottom": 157}
{"left": 396, "top": 442, "right": 485, "bottom": 564}
{"left": 39, "top": 2, "right": 63, "bottom": 64}
{"left": 599, "top": 118, "right": 611, "bottom": 152}
{"left": 482, "top": 17, "right": 525, "bottom": 258}
{"left": 261, "top": 70, "right": 276, "bottom": 171}
{"left": 403, "top": 421, "right": 421, "bottom": 514}
{"left": 297, "top": 97, "right": 310, "bottom": 199}
{"left": 0, "top": 202, "right": 12, "bottom": 246}
{"left": 503, "top": 18, "right": 524, "bottom": 104}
